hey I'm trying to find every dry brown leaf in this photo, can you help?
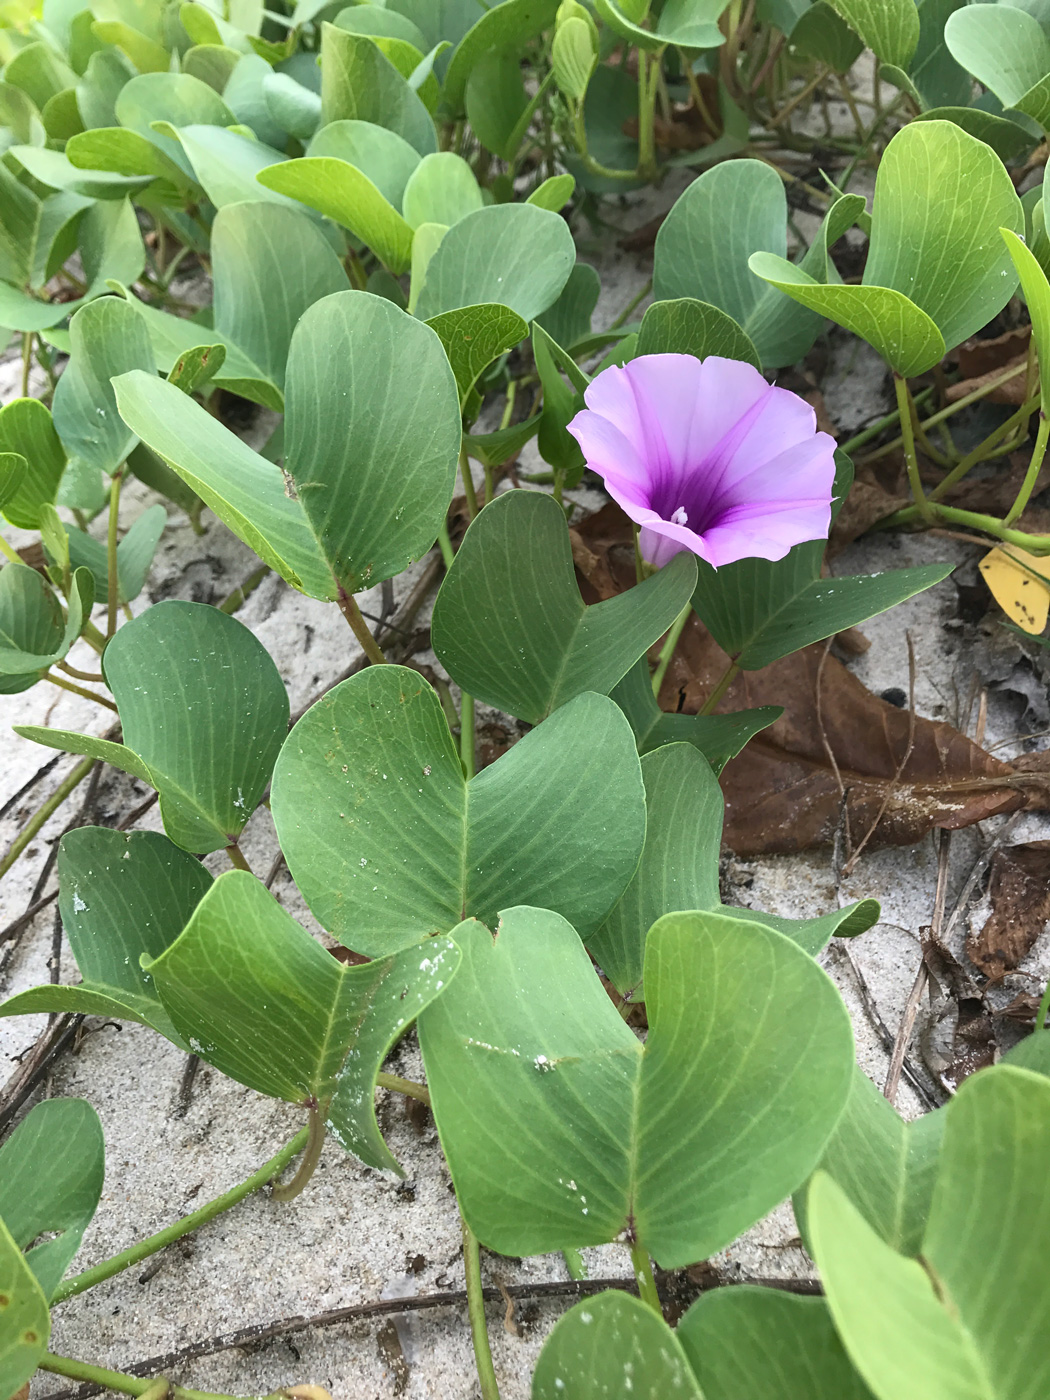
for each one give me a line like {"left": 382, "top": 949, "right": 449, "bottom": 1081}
{"left": 955, "top": 324, "right": 1030, "bottom": 383}
{"left": 966, "top": 841, "right": 1050, "bottom": 980}
{"left": 572, "top": 503, "right": 1050, "bottom": 855}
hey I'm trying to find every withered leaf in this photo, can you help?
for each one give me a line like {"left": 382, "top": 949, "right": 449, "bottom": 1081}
{"left": 967, "top": 841, "right": 1050, "bottom": 981}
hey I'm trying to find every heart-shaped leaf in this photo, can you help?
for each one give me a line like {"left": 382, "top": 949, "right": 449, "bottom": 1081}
{"left": 0, "top": 1098, "right": 104, "bottom": 1301}
{"left": 751, "top": 121, "right": 1024, "bottom": 374}
{"left": 826, "top": 0, "right": 919, "bottom": 67}
{"left": 413, "top": 203, "right": 576, "bottom": 321}
{"left": 678, "top": 1288, "right": 874, "bottom": 1400}
{"left": 637, "top": 297, "right": 761, "bottom": 368}
{"left": 425, "top": 303, "right": 529, "bottom": 404}
{"left": 0, "top": 563, "right": 93, "bottom": 691}
{"left": 793, "top": 1065, "right": 944, "bottom": 1259}
{"left": 271, "top": 667, "right": 646, "bottom": 957}
{"left": 533, "top": 1290, "right": 702, "bottom": 1400}
{"left": 945, "top": 5, "right": 1050, "bottom": 131}
{"left": 0, "top": 1217, "right": 49, "bottom": 1399}
{"left": 16, "top": 601, "right": 289, "bottom": 853}
{"left": 0, "top": 826, "right": 211, "bottom": 1047}
{"left": 51, "top": 295, "right": 156, "bottom": 481}
{"left": 147, "top": 870, "right": 460, "bottom": 1172}
{"left": 590, "top": 743, "right": 879, "bottom": 998}
{"left": 431, "top": 490, "right": 698, "bottom": 724}
{"left": 0, "top": 397, "right": 65, "bottom": 529}
{"left": 320, "top": 22, "right": 436, "bottom": 153}
{"left": 810, "top": 1064, "right": 1050, "bottom": 1400}
{"left": 419, "top": 906, "right": 854, "bottom": 1263}
{"left": 609, "top": 657, "right": 780, "bottom": 772}
{"left": 115, "top": 291, "right": 461, "bottom": 596}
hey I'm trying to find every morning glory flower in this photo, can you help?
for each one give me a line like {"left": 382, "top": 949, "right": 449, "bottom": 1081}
{"left": 567, "top": 353, "right": 837, "bottom": 568}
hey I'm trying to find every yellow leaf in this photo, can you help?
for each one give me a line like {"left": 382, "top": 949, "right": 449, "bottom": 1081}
{"left": 978, "top": 545, "right": 1050, "bottom": 634}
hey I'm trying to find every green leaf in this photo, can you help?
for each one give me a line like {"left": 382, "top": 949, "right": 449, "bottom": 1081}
{"left": 8, "top": 143, "right": 150, "bottom": 199}
{"left": 535, "top": 258, "right": 599, "bottom": 349}
{"left": 442, "top": 0, "right": 559, "bottom": 115}
{"left": 52, "top": 295, "right": 156, "bottom": 478}
{"left": 259, "top": 156, "right": 416, "bottom": 273}
{"left": 16, "top": 601, "right": 289, "bottom": 853}
{"left": 910, "top": 0, "right": 971, "bottom": 111}
{"left": 306, "top": 118, "right": 422, "bottom": 207}
{"left": 114, "top": 71, "right": 236, "bottom": 176}
{"left": 0, "top": 826, "right": 211, "bottom": 1046}
{"left": 210, "top": 202, "right": 350, "bottom": 389}
{"left": 0, "top": 396, "right": 65, "bottom": 529}
{"left": 533, "top": 1291, "right": 703, "bottom": 1400}
{"left": 752, "top": 121, "right": 1023, "bottom": 373}
{"left": 0, "top": 1098, "right": 104, "bottom": 1300}
{"left": 1002, "top": 228, "right": 1050, "bottom": 406}
{"left": 262, "top": 70, "right": 322, "bottom": 140}
{"left": 692, "top": 544, "right": 953, "bottom": 671}
{"left": 653, "top": 160, "right": 825, "bottom": 370}
{"left": 166, "top": 342, "right": 226, "bottom": 395}
{"left": 161, "top": 123, "right": 299, "bottom": 212}
{"left": 0, "top": 563, "right": 92, "bottom": 684}
{"left": 127, "top": 302, "right": 282, "bottom": 412}
{"left": 678, "top": 1288, "right": 875, "bottom": 1400}
{"left": 334, "top": 4, "right": 428, "bottom": 46}
{"left": 464, "top": 49, "right": 528, "bottom": 161}
{"left": 595, "top": 0, "right": 725, "bottom": 50}
{"left": 419, "top": 906, "right": 854, "bottom": 1263}
{"left": 789, "top": 1, "right": 864, "bottom": 71}
{"left": 945, "top": 5, "right": 1050, "bottom": 131}
{"left": 432, "top": 491, "right": 697, "bottom": 722}
{"left": 65, "top": 127, "right": 195, "bottom": 202}
{"left": 92, "top": 18, "right": 171, "bottom": 71}
{"left": 271, "top": 667, "right": 646, "bottom": 956}
{"left": 912, "top": 106, "right": 1037, "bottom": 164}
{"left": 425, "top": 302, "right": 529, "bottom": 404}
{"left": 146, "top": 870, "right": 460, "bottom": 1171}
{"left": 0, "top": 1216, "right": 49, "bottom": 1400}
{"left": 794, "top": 1065, "right": 945, "bottom": 1259}
{"left": 610, "top": 655, "right": 779, "bottom": 771}
{"left": 825, "top": 0, "right": 919, "bottom": 67}
{"left": 3, "top": 41, "right": 77, "bottom": 111}
{"left": 319, "top": 22, "right": 436, "bottom": 153}
{"left": 463, "top": 413, "right": 541, "bottom": 468}
{"left": 401, "top": 151, "right": 482, "bottom": 229}
{"left": 590, "top": 742, "right": 878, "bottom": 998}
{"left": 413, "top": 203, "right": 576, "bottom": 321}
{"left": 533, "top": 321, "right": 586, "bottom": 481}
{"left": 62, "top": 503, "right": 167, "bottom": 606}
{"left": 282, "top": 290, "right": 460, "bottom": 592}
{"left": 0, "top": 454, "right": 27, "bottom": 511}
{"left": 637, "top": 297, "right": 761, "bottom": 367}
{"left": 112, "top": 371, "right": 332, "bottom": 593}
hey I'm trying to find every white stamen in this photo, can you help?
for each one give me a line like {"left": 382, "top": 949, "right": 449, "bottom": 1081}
{"left": 670, "top": 506, "right": 689, "bottom": 526}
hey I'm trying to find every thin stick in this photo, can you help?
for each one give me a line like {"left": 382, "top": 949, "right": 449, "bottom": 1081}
{"left": 462, "top": 1211, "right": 501, "bottom": 1400}
{"left": 842, "top": 633, "right": 916, "bottom": 876}
{"left": 0, "top": 756, "right": 97, "bottom": 883}
{"left": 52, "top": 1127, "right": 310, "bottom": 1303}
{"left": 336, "top": 587, "right": 387, "bottom": 665}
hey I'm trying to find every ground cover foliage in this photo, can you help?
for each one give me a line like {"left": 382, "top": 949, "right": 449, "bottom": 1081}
{"left": 2, "top": 0, "right": 1050, "bottom": 1396}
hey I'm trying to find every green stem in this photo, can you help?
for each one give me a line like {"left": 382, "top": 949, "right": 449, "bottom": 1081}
{"left": 460, "top": 690, "right": 475, "bottom": 780}
{"left": 0, "top": 755, "right": 97, "bottom": 883}
{"left": 928, "top": 395, "right": 1041, "bottom": 503}
{"left": 678, "top": 46, "right": 718, "bottom": 131}
{"left": 58, "top": 659, "right": 106, "bottom": 683}
{"left": 650, "top": 603, "right": 691, "bottom": 696}
{"left": 0, "top": 534, "right": 23, "bottom": 565}
{"left": 883, "top": 501, "right": 1050, "bottom": 552}
{"left": 863, "top": 363, "right": 1033, "bottom": 465}
{"left": 462, "top": 1210, "right": 501, "bottom": 1400}
{"left": 106, "top": 466, "right": 124, "bottom": 639}
{"left": 80, "top": 619, "right": 108, "bottom": 655}
{"left": 630, "top": 1239, "right": 661, "bottom": 1314}
{"left": 1036, "top": 980, "right": 1050, "bottom": 1034}
{"left": 895, "top": 375, "right": 932, "bottom": 522}
{"left": 436, "top": 520, "right": 456, "bottom": 569}
{"left": 610, "top": 278, "right": 652, "bottom": 331}
{"left": 21, "top": 331, "right": 33, "bottom": 397}
{"left": 461, "top": 444, "right": 479, "bottom": 519}
{"left": 224, "top": 842, "right": 251, "bottom": 872}
{"left": 562, "top": 1248, "right": 588, "bottom": 1280}
{"left": 376, "top": 1071, "right": 431, "bottom": 1105}
{"left": 699, "top": 658, "right": 740, "bottom": 714}
{"left": 336, "top": 587, "right": 387, "bottom": 665}
{"left": 218, "top": 564, "right": 270, "bottom": 615}
{"left": 52, "top": 1128, "right": 309, "bottom": 1304}
{"left": 636, "top": 49, "right": 661, "bottom": 180}
{"left": 839, "top": 387, "right": 934, "bottom": 455}
{"left": 1004, "top": 412, "right": 1050, "bottom": 525}
{"left": 39, "top": 1354, "right": 237, "bottom": 1400}
{"left": 270, "top": 1105, "right": 325, "bottom": 1202}
{"left": 43, "top": 672, "right": 119, "bottom": 712}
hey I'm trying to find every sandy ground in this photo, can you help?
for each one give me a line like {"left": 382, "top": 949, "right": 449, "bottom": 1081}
{"left": 3, "top": 65, "right": 1050, "bottom": 1400}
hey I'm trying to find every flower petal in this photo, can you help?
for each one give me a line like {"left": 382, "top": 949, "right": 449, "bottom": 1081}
{"left": 639, "top": 518, "right": 714, "bottom": 568}
{"left": 567, "top": 408, "right": 653, "bottom": 493}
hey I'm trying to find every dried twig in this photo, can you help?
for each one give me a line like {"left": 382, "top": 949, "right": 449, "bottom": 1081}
{"left": 41, "top": 1273, "right": 822, "bottom": 1399}
{"left": 0, "top": 1014, "right": 81, "bottom": 1133}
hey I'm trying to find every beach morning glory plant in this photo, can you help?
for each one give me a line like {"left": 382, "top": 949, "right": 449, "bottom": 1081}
{"left": 568, "top": 354, "right": 838, "bottom": 567}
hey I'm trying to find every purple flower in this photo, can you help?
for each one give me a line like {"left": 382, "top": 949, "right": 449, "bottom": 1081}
{"left": 567, "top": 353, "right": 837, "bottom": 568}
